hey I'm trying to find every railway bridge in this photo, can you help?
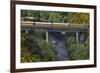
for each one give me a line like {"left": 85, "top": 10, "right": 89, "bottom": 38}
{"left": 21, "top": 21, "right": 89, "bottom": 43}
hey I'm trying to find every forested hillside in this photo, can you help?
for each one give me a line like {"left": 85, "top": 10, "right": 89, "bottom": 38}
{"left": 21, "top": 10, "right": 89, "bottom": 63}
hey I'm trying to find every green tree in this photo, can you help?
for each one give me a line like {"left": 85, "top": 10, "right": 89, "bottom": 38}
{"left": 37, "top": 39, "right": 57, "bottom": 61}
{"left": 21, "top": 30, "right": 57, "bottom": 63}
{"left": 39, "top": 11, "right": 49, "bottom": 22}
{"left": 48, "top": 12, "right": 63, "bottom": 23}
{"left": 67, "top": 13, "right": 89, "bottom": 24}
{"left": 21, "top": 10, "right": 27, "bottom": 18}
{"left": 65, "top": 36, "right": 89, "bottom": 60}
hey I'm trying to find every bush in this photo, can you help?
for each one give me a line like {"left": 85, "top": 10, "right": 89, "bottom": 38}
{"left": 65, "top": 36, "right": 89, "bottom": 60}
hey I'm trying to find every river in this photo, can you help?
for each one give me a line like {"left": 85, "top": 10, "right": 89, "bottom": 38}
{"left": 49, "top": 31, "right": 69, "bottom": 61}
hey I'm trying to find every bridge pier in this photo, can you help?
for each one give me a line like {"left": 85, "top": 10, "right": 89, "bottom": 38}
{"left": 76, "top": 32, "right": 79, "bottom": 43}
{"left": 46, "top": 31, "right": 49, "bottom": 42}
{"left": 25, "top": 29, "right": 28, "bottom": 34}
{"left": 80, "top": 32, "right": 86, "bottom": 44}
{"left": 46, "top": 31, "right": 80, "bottom": 43}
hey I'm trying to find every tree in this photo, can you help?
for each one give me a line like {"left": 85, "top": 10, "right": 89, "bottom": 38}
{"left": 37, "top": 39, "right": 57, "bottom": 61}
{"left": 21, "top": 30, "right": 42, "bottom": 62}
{"left": 21, "top": 10, "right": 27, "bottom": 18}
{"left": 67, "top": 12, "right": 89, "bottom": 24}
{"left": 21, "top": 30, "right": 57, "bottom": 63}
{"left": 39, "top": 11, "right": 49, "bottom": 22}
{"left": 48, "top": 12, "right": 63, "bottom": 23}
{"left": 65, "top": 36, "right": 89, "bottom": 60}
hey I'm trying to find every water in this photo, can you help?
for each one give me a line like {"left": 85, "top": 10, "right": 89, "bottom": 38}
{"left": 49, "top": 32, "right": 69, "bottom": 61}
{"left": 54, "top": 41, "right": 68, "bottom": 60}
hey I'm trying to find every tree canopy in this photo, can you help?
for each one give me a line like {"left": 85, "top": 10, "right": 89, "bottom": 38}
{"left": 21, "top": 10, "right": 89, "bottom": 24}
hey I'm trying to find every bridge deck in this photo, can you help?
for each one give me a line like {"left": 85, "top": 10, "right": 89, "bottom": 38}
{"left": 21, "top": 21, "right": 89, "bottom": 32}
